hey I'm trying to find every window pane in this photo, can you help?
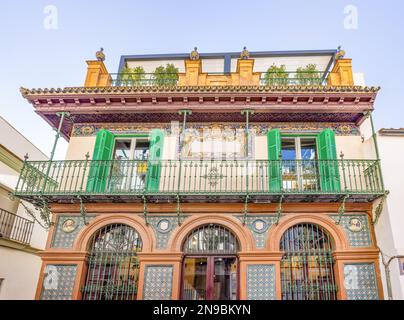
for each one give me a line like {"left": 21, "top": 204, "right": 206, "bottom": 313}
{"left": 114, "top": 140, "right": 131, "bottom": 160}
{"left": 281, "top": 138, "right": 296, "bottom": 160}
{"left": 134, "top": 140, "right": 150, "bottom": 160}
{"left": 300, "top": 138, "right": 316, "bottom": 160}
{"left": 183, "top": 258, "right": 207, "bottom": 300}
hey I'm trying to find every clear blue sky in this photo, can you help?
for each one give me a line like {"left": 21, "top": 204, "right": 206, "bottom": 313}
{"left": 0, "top": 0, "right": 403, "bottom": 159}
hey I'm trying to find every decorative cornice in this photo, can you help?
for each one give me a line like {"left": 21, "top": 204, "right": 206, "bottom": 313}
{"left": 0, "top": 144, "right": 23, "bottom": 172}
{"left": 0, "top": 238, "right": 41, "bottom": 254}
{"left": 378, "top": 128, "right": 404, "bottom": 136}
{"left": 20, "top": 85, "right": 380, "bottom": 96}
{"left": 19, "top": 85, "right": 380, "bottom": 141}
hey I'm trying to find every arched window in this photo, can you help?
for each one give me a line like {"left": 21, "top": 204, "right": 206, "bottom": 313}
{"left": 280, "top": 223, "right": 337, "bottom": 300}
{"left": 82, "top": 224, "right": 142, "bottom": 300}
{"left": 183, "top": 224, "right": 239, "bottom": 255}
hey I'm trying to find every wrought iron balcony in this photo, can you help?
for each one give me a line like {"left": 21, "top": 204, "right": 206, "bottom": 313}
{"left": 14, "top": 159, "right": 384, "bottom": 204}
{"left": 0, "top": 208, "right": 34, "bottom": 245}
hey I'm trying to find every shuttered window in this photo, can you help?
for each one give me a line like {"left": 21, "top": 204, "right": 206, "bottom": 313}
{"left": 146, "top": 129, "right": 165, "bottom": 192}
{"left": 317, "top": 129, "right": 340, "bottom": 192}
{"left": 266, "top": 129, "right": 282, "bottom": 191}
{"left": 86, "top": 129, "right": 115, "bottom": 192}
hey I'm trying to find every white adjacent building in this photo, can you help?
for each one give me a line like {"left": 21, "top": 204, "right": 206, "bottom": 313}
{"left": 374, "top": 128, "right": 404, "bottom": 300}
{"left": 0, "top": 116, "right": 48, "bottom": 299}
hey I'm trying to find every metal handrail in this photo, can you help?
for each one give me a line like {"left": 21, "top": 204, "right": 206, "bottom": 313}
{"left": 0, "top": 208, "right": 34, "bottom": 245}
{"left": 14, "top": 159, "right": 384, "bottom": 196}
{"left": 109, "top": 71, "right": 330, "bottom": 86}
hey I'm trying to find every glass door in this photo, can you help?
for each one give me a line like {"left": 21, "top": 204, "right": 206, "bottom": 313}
{"left": 109, "top": 138, "right": 149, "bottom": 192}
{"left": 213, "top": 257, "right": 237, "bottom": 300}
{"left": 182, "top": 256, "right": 237, "bottom": 300}
{"left": 183, "top": 257, "right": 208, "bottom": 300}
{"left": 281, "top": 137, "right": 318, "bottom": 191}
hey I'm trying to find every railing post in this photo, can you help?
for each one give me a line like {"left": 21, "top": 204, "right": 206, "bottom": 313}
{"left": 340, "top": 152, "right": 347, "bottom": 192}
{"left": 15, "top": 153, "right": 29, "bottom": 193}
{"left": 241, "top": 109, "right": 254, "bottom": 196}
{"left": 80, "top": 152, "right": 90, "bottom": 192}
{"left": 365, "top": 111, "right": 385, "bottom": 191}
{"left": 42, "top": 112, "right": 70, "bottom": 192}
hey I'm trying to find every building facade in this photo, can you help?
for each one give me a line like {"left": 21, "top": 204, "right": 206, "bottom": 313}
{"left": 373, "top": 128, "right": 404, "bottom": 300}
{"left": 0, "top": 116, "right": 48, "bottom": 299}
{"left": 15, "top": 48, "right": 386, "bottom": 300}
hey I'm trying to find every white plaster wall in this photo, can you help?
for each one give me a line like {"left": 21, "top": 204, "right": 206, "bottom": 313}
{"left": 0, "top": 117, "right": 48, "bottom": 299}
{"left": 0, "top": 162, "right": 47, "bottom": 250}
{"left": 335, "top": 136, "right": 365, "bottom": 159}
{"left": 254, "top": 136, "right": 267, "bottom": 159}
{"left": 163, "top": 136, "right": 178, "bottom": 160}
{"left": 0, "top": 247, "right": 41, "bottom": 300}
{"left": 231, "top": 55, "right": 332, "bottom": 73}
{"left": 15, "top": 204, "right": 48, "bottom": 250}
{"left": 374, "top": 134, "right": 404, "bottom": 299}
{"left": 127, "top": 58, "right": 225, "bottom": 74}
{"left": 202, "top": 58, "right": 225, "bottom": 73}
{"left": 0, "top": 117, "right": 47, "bottom": 161}
{"left": 64, "top": 136, "right": 96, "bottom": 160}
{"left": 127, "top": 59, "right": 185, "bottom": 73}
{"left": 0, "top": 185, "right": 19, "bottom": 213}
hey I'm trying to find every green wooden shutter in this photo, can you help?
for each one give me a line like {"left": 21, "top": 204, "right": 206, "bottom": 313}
{"left": 317, "top": 128, "right": 340, "bottom": 192}
{"left": 267, "top": 129, "right": 282, "bottom": 192}
{"left": 146, "top": 129, "right": 164, "bottom": 192}
{"left": 86, "top": 129, "right": 114, "bottom": 192}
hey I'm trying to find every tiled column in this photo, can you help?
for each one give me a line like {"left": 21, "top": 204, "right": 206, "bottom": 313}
{"left": 136, "top": 252, "right": 183, "bottom": 300}
{"left": 35, "top": 251, "right": 88, "bottom": 300}
{"left": 333, "top": 250, "right": 383, "bottom": 300}
{"left": 239, "top": 252, "right": 283, "bottom": 300}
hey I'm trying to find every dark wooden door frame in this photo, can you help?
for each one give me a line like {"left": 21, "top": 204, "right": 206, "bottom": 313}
{"left": 180, "top": 255, "right": 238, "bottom": 300}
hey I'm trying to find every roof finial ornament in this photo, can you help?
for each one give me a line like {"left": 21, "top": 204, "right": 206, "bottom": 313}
{"left": 240, "top": 46, "right": 250, "bottom": 60}
{"left": 96, "top": 47, "right": 105, "bottom": 62}
{"left": 336, "top": 45, "right": 346, "bottom": 60}
{"left": 190, "top": 47, "right": 199, "bottom": 60}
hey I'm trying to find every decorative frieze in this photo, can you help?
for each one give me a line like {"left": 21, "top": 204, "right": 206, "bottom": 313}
{"left": 330, "top": 214, "right": 372, "bottom": 247}
{"left": 236, "top": 215, "right": 277, "bottom": 249}
{"left": 72, "top": 122, "right": 360, "bottom": 137}
{"left": 51, "top": 215, "right": 96, "bottom": 248}
{"left": 147, "top": 216, "right": 186, "bottom": 249}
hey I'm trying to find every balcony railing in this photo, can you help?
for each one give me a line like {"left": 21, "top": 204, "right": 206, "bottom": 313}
{"left": 111, "top": 73, "right": 179, "bottom": 87}
{"left": 109, "top": 71, "right": 328, "bottom": 87}
{"left": 259, "top": 71, "right": 328, "bottom": 86}
{"left": 14, "top": 159, "right": 384, "bottom": 202}
{"left": 0, "top": 208, "right": 34, "bottom": 245}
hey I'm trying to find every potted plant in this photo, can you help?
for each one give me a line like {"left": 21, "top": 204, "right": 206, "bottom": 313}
{"left": 295, "top": 64, "right": 322, "bottom": 85}
{"left": 263, "top": 64, "right": 289, "bottom": 85}
{"left": 153, "top": 63, "right": 179, "bottom": 86}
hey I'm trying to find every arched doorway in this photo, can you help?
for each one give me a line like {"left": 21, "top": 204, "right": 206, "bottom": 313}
{"left": 182, "top": 224, "right": 239, "bottom": 300}
{"left": 280, "top": 223, "right": 337, "bottom": 300}
{"left": 82, "top": 223, "right": 142, "bottom": 300}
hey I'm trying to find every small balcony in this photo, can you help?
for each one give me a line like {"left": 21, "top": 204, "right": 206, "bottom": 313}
{"left": 14, "top": 159, "right": 384, "bottom": 204}
{"left": 0, "top": 208, "right": 34, "bottom": 245}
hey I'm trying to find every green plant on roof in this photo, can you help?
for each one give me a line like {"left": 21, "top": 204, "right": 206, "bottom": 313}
{"left": 153, "top": 63, "right": 179, "bottom": 86}
{"left": 263, "top": 64, "right": 289, "bottom": 86}
{"left": 295, "top": 64, "right": 322, "bottom": 85}
{"left": 120, "top": 65, "right": 146, "bottom": 85}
